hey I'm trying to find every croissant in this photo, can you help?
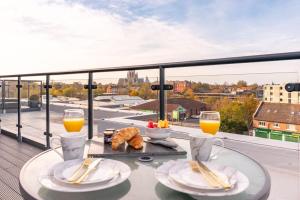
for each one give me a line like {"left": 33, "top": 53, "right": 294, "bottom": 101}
{"left": 127, "top": 134, "right": 144, "bottom": 149}
{"left": 111, "top": 127, "right": 139, "bottom": 150}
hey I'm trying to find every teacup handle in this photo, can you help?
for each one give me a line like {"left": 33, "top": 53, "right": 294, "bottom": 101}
{"left": 210, "top": 138, "right": 224, "bottom": 160}
{"left": 50, "top": 137, "right": 63, "bottom": 159}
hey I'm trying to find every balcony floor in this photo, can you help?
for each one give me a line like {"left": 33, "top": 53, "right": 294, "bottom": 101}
{"left": 0, "top": 134, "right": 42, "bottom": 200}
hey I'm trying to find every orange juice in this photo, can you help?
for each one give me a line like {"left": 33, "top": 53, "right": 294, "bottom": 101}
{"left": 199, "top": 120, "right": 220, "bottom": 135}
{"left": 63, "top": 118, "right": 84, "bottom": 132}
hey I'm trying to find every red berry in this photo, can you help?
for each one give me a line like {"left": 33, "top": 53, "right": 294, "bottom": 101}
{"left": 147, "top": 120, "right": 154, "bottom": 128}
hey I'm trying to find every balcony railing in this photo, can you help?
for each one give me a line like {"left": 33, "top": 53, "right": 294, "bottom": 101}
{"left": 1, "top": 51, "right": 300, "bottom": 149}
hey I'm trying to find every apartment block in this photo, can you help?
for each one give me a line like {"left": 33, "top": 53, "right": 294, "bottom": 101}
{"left": 263, "top": 84, "right": 300, "bottom": 104}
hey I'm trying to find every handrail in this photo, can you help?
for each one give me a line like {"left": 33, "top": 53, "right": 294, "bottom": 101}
{"left": 1, "top": 50, "right": 300, "bottom": 148}
{"left": 1, "top": 51, "right": 300, "bottom": 78}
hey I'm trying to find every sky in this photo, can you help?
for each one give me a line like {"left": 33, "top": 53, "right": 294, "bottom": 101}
{"left": 0, "top": 0, "right": 300, "bottom": 84}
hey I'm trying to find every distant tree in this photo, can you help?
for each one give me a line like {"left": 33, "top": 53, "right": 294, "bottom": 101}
{"left": 249, "top": 83, "right": 259, "bottom": 90}
{"left": 218, "top": 100, "right": 248, "bottom": 134}
{"left": 237, "top": 80, "right": 247, "bottom": 87}
{"left": 204, "top": 97, "right": 218, "bottom": 109}
{"left": 63, "top": 87, "right": 77, "bottom": 97}
{"left": 129, "top": 90, "right": 139, "bottom": 96}
{"left": 239, "top": 95, "right": 259, "bottom": 129}
{"left": 51, "top": 89, "right": 63, "bottom": 97}
{"left": 183, "top": 88, "right": 195, "bottom": 99}
{"left": 191, "top": 82, "right": 210, "bottom": 93}
{"left": 138, "top": 83, "right": 156, "bottom": 99}
{"left": 94, "top": 85, "right": 105, "bottom": 96}
{"left": 215, "top": 95, "right": 258, "bottom": 134}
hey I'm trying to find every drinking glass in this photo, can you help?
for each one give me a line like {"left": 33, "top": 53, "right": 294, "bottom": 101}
{"left": 63, "top": 109, "right": 84, "bottom": 133}
{"left": 199, "top": 111, "right": 221, "bottom": 135}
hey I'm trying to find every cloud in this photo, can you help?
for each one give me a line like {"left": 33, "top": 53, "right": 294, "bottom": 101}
{"left": 0, "top": 0, "right": 299, "bottom": 84}
{"left": 184, "top": 0, "right": 300, "bottom": 55}
{"left": 0, "top": 0, "right": 223, "bottom": 76}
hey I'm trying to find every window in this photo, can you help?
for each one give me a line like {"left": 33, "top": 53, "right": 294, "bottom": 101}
{"left": 270, "top": 98, "right": 273, "bottom": 101}
{"left": 280, "top": 98, "right": 283, "bottom": 102}
{"left": 280, "top": 86, "right": 283, "bottom": 90}
{"left": 288, "top": 99, "right": 291, "bottom": 103}
{"left": 273, "top": 123, "right": 280, "bottom": 128}
{"left": 287, "top": 124, "right": 295, "bottom": 131}
{"left": 288, "top": 92, "right": 291, "bottom": 98}
{"left": 265, "top": 98, "right": 267, "bottom": 101}
{"left": 270, "top": 87, "right": 273, "bottom": 90}
{"left": 280, "top": 92, "right": 283, "bottom": 95}
{"left": 259, "top": 121, "right": 266, "bottom": 127}
{"left": 270, "top": 92, "right": 273, "bottom": 95}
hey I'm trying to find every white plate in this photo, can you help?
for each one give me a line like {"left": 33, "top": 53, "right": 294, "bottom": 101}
{"left": 155, "top": 160, "right": 249, "bottom": 199}
{"left": 168, "top": 161, "right": 237, "bottom": 191}
{"left": 38, "top": 159, "right": 131, "bottom": 193}
{"left": 53, "top": 159, "right": 117, "bottom": 185}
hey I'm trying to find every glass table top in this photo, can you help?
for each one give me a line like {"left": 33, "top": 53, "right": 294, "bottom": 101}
{"left": 19, "top": 138, "right": 270, "bottom": 200}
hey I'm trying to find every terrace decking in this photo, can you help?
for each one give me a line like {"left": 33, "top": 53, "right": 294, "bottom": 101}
{"left": 0, "top": 133, "right": 42, "bottom": 200}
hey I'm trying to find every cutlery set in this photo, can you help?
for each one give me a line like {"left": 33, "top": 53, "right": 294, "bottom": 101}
{"left": 68, "top": 158, "right": 93, "bottom": 182}
{"left": 189, "top": 160, "right": 231, "bottom": 190}
{"left": 155, "top": 159, "right": 249, "bottom": 199}
{"left": 68, "top": 158, "right": 103, "bottom": 184}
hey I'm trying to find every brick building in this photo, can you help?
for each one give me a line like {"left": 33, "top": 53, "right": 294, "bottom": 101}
{"left": 253, "top": 102, "right": 300, "bottom": 142}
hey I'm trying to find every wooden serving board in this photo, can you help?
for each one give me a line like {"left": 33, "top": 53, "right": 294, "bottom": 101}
{"left": 88, "top": 136, "right": 187, "bottom": 158}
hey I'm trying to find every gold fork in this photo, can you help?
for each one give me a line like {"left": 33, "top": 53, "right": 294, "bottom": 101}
{"left": 68, "top": 158, "right": 93, "bottom": 182}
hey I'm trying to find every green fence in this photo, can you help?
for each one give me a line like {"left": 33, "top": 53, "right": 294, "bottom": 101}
{"left": 270, "top": 131, "right": 283, "bottom": 140}
{"left": 285, "top": 134, "right": 300, "bottom": 143}
{"left": 255, "top": 128, "right": 270, "bottom": 138}
{"left": 255, "top": 128, "right": 300, "bottom": 143}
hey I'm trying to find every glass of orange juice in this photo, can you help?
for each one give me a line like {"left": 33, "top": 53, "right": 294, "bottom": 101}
{"left": 199, "top": 111, "right": 220, "bottom": 135}
{"left": 63, "top": 109, "right": 84, "bottom": 133}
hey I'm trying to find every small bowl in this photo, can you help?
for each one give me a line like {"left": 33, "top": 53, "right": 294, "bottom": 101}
{"left": 145, "top": 127, "right": 171, "bottom": 140}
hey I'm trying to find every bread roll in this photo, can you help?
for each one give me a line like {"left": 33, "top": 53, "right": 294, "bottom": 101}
{"left": 111, "top": 127, "right": 139, "bottom": 150}
{"left": 127, "top": 134, "right": 143, "bottom": 149}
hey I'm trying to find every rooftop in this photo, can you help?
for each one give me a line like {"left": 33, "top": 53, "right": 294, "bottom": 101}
{"left": 254, "top": 102, "right": 300, "bottom": 125}
{"left": 131, "top": 98, "right": 208, "bottom": 113}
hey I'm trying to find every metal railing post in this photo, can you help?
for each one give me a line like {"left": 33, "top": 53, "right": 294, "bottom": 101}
{"left": 159, "top": 66, "right": 165, "bottom": 120}
{"left": 88, "top": 72, "right": 94, "bottom": 139}
{"left": 1, "top": 81, "right": 4, "bottom": 113}
{"left": 40, "top": 80, "right": 43, "bottom": 106}
{"left": 0, "top": 82, "right": 1, "bottom": 130}
{"left": 17, "top": 76, "right": 22, "bottom": 142}
{"left": 44, "top": 75, "right": 52, "bottom": 148}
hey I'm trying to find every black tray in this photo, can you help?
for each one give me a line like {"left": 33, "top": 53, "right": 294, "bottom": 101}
{"left": 88, "top": 136, "right": 187, "bottom": 157}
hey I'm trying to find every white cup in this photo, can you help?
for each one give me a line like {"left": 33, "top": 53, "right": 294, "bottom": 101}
{"left": 189, "top": 133, "right": 224, "bottom": 161}
{"left": 51, "top": 133, "right": 86, "bottom": 161}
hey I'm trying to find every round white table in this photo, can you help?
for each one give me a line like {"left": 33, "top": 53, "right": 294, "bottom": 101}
{"left": 19, "top": 138, "right": 271, "bottom": 200}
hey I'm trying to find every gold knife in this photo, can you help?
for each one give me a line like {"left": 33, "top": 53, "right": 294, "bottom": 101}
{"left": 72, "top": 158, "right": 103, "bottom": 184}
{"left": 189, "top": 161, "right": 220, "bottom": 188}
{"left": 197, "top": 161, "right": 232, "bottom": 190}
{"left": 68, "top": 158, "right": 93, "bottom": 182}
